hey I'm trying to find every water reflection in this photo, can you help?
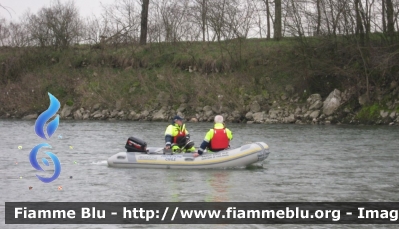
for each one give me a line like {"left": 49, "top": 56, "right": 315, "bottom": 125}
{"left": 162, "top": 170, "right": 232, "bottom": 202}
{"left": 165, "top": 170, "right": 183, "bottom": 202}
{"left": 205, "top": 171, "right": 230, "bottom": 202}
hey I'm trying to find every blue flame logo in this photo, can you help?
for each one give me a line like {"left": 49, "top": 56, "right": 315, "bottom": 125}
{"left": 35, "top": 93, "right": 60, "bottom": 140}
{"left": 29, "top": 143, "right": 61, "bottom": 183}
{"left": 29, "top": 92, "right": 62, "bottom": 183}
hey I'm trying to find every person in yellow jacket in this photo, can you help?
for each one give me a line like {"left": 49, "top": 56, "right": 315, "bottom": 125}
{"left": 164, "top": 115, "right": 196, "bottom": 153}
{"left": 193, "top": 115, "right": 233, "bottom": 157}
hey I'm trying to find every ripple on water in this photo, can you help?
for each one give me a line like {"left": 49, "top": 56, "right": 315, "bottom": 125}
{"left": 1, "top": 120, "right": 399, "bottom": 228}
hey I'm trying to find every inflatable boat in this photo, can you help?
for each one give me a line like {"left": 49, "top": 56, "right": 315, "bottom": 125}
{"left": 107, "top": 137, "right": 270, "bottom": 169}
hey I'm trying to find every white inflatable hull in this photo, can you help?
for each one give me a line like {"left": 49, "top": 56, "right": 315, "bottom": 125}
{"left": 107, "top": 142, "right": 270, "bottom": 169}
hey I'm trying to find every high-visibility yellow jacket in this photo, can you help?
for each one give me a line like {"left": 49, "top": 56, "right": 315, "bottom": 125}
{"left": 198, "top": 123, "right": 233, "bottom": 154}
{"left": 165, "top": 123, "right": 189, "bottom": 147}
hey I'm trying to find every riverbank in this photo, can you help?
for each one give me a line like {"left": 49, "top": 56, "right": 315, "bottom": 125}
{"left": 1, "top": 37, "right": 398, "bottom": 125}
{"left": 2, "top": 86, "right": 397, "bottom": 126}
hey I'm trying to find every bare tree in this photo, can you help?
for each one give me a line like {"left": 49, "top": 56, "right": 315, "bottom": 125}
{"left": 274, "top": 0, "right": 282, "bottom": 40}
{"left": 386, "top": 0, "right": 395, "bottom": 42}
{"left": 285, "top": 0, "right": 307, "bottom": 38}
{"left": 147, "top": 4, "right": 163, "bottom": 43}
{"left": 0, "top": 4, "right": 13, "bottom": 18}
{"left": 8, "top": 20, "right": 30, "bottom": 47}
{"left": 355, "top": 0, "right": 365, "bottom": 46}
{"left": 259, "top": 0, "right": 272, "bottom": 39}
{"left": 321, "top": 0, "right": 349, "bottom": 36}
{"left": 227, "top": 0, "right": 256, "bottom": 39}
{"left": 315, "top": 0, "right": 321, "bottom": 35}
{"left": 140, "top": 0, "right": 149, "bottom": 45}
{"left": 190, "top": 0, "right": 208, "bottom": 41}
{"left": 26, "top": 0, "right": 81, "bottom": 49}
{"left": 154, "top": 0, "right": 189, "bottom": 42}
{"left": 340, "top": 0, "right": 355, "bottom": 36}
{"left": 200, "top": 0, "right": 208, "bottom": 41}
{"left": 82, "top": 14, "right": 113, "bottom": 46}
{"left": 266, "top": 0, "right": 271, "bottom": 39}
{"left": 207, "top": 0, "right": 228, "bottom": 42}
{"left": 47, "top": 0, "right": 81, "bottom": 47}
{"left": 101, "top": 0, "right": 141, "bottom": 45}
{"left": 382, "top": 0, "right": 387, "bottom": 32}
{"left": 0, "top": 18, "right": 10, "bottom": 46}
{"left": 27, "top": 10, "right": 52, "bottom": 47}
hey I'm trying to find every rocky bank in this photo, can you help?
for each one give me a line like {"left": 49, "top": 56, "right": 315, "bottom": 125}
{"left": 7, "top": 86, "right": 399, "bottom": 126}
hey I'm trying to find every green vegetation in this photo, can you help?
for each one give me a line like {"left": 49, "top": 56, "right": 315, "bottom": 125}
{"left": 0, "top": 35, "right": 398, "bottom": 120}
{"left": 355, "top": 104, "right": 383, "bottom": 124}
{"left": 66, "top": 99, "right": 74, "bottom": 106}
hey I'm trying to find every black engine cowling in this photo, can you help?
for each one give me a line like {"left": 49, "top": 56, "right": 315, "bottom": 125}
{"left": 125, "top": 136, "right": 147, "bottom": 152}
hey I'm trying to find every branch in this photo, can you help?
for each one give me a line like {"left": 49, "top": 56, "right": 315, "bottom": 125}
{"left": 0, "top": 4, "right": 15, "bottom": 18}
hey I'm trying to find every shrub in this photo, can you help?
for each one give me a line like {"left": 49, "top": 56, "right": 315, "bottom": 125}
{"left": 355, "top": 104, "right": 382, "bottom": 124}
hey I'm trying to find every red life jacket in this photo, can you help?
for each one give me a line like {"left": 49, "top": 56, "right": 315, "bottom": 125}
{"left": 210, "top": 128, "right": 229, "bottom": 151}
{"left": 172, "top": 124, "right": 186, "bottom": 146}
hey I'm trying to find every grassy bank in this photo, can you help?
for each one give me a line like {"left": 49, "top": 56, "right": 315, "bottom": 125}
{"left": 1, "top": 35, "right": 398, "bottom": 123}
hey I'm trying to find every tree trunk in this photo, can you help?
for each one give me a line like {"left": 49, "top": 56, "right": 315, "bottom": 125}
{"left": 139, "top": 0, "right": 149, "bottom": 46}
{"left": 274, "top": 0, "right": 281, "bottom": 40}
{"left": 316, "top": 0, "right": 321, "bottom": 35}
{"left": 266, "top": 0, "right": 271, "bottom": 39}
{"left": 202, "top": 0, "right": 207, "bottom": 42}
{"left": 382, "top": 0, "right": 386, "bottom": 33}
{"left": 355, "top": 0, "right": 364, "bottom": 46}
{"left": 386, "top": 0, "right": 394, "bottom": 43}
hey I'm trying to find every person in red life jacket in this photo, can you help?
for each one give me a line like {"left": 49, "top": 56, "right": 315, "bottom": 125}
{"left": 164, "top": 115, "right": 196, "bottom": 153}
{"left": 193, "top": 115, "right": 233, "bottom": 157}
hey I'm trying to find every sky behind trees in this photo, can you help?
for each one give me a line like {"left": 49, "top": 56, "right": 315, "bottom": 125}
{"left": 0, "top": 0, "right": 398, "bottom": 48}
{"left": 1, "top": 0, "right": 113, "bottom": 20}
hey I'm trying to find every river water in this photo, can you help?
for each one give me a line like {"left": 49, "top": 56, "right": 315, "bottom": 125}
{"left": 1, "top": 120, "right": 398, "bottom": 229}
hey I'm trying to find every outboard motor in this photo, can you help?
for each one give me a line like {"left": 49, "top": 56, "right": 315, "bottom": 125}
{"left": 125, "top": 136, "right": 147, "bottom": 153}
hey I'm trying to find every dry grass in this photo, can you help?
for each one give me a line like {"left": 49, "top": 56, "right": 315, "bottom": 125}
{"left": 1, "top": 36, "right": 397, "bottom": 117}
